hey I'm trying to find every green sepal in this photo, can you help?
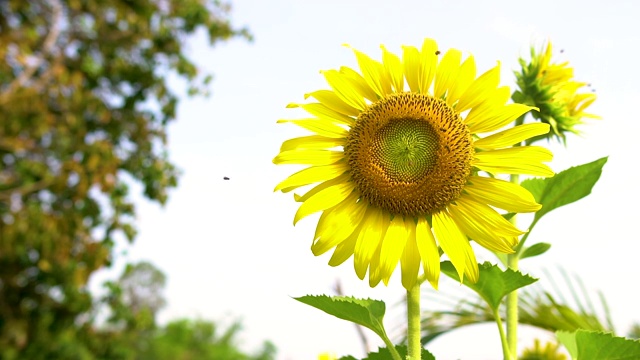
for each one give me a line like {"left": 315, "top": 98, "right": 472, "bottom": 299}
{"left": 520, "top": 242, "right": 551, "bottom": 260}
{"left": 557, "top": 329, "right": 640, "bottom": 359}
{"left": 339, "top": 345, "right": 435, "bottom": 360}
{"left": 521, "top": 157, "right": 608, "bottom": 228}
{"left": 294, "top": 295, "right": 388, "bottom": 341}
{"left": 441, "top": 261, "right": 537, "bottom": 311}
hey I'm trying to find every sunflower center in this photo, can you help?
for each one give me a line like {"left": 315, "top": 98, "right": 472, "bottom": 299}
{"left": 373, "top": 118, "right": 439, "bottom": 183}
{"left": 345, "top": 92, "right": 474, "bottom": 216}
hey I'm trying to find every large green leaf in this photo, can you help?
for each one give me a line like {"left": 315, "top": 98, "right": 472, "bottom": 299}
{"left": 441, "top": 261, "right": 537, "bottom": 310}
{"left": 295, "top": 295, "right": 389, "bottom": 340}
{"left": 521, "top": 157, "right": 608, "bottom": 225}
{"left": 339, "top": 346, "right": 435, "bottom": 360}
{"left": 557, "top": 330, "right": 640, "bottom": 360}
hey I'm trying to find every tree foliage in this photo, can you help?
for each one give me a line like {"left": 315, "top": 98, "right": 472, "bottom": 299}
{"left": 0, "top": 0, "right": 249, "bottom": 357}
{"left": 140, "top": 318, "right": 277, "bottom": 360}
{"left": 82, "top": 261, "right": 276, "bottom": 360}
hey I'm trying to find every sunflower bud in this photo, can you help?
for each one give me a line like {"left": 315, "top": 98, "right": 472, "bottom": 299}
{"left": 512, "top": 42, "right": 599, "bottom": 144}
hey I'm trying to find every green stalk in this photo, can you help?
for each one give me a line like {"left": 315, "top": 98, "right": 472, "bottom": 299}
{"left": 506, "top": 252, "right": 519, "bottom": 358}
{"left": 494, "top": 307, "right": 513, "bottom": 360}
{"left": 381, "top": 335, "right": 402, "bottom": 360}
{"left": 505, "top": 113, "right": 527, "bottom": 359}
{"left": 406, "top": 282, "right": 422, "bottom": 360}
{"left": 506, "top": 172, "right": 520, "bottom": 359}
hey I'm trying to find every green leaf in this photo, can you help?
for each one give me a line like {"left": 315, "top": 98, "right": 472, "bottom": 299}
{"left": 556, "top": 331, "right": 578, "bottom": 358}
{"left": 294, "top": 295, "right": 388, "bottom": 340}
{"left": 521, "top": 157, "right": 608, "bottom": 225}
{"left": 520, "top": 242, "right": 551, "bottom": 259}
{"left": 441, "top": 261, "right": 537, "bottom": 310}
{"left": 338, "top": 346, "right": 435, "bottom": 360}
{"left": 557, "top": 330, "right": 640, "bottom": 360}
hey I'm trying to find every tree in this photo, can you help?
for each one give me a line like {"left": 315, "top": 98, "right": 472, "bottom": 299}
{"left": 83, "top": 261, "right": 276, "bottom": 360}
{"left": 94, "top": 261, "right": 168, "bottom": 358}
{"left": 140, "top": 318, "right": 277, "bottom": 360}
{"left": 117, "top": 261, "right": 167, "bottom": 318}
{"left": 0, "top": 0, "right": 250, "bottom": 357}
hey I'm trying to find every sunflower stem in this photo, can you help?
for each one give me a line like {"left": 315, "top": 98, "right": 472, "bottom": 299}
{"left": 504, "top": 113, "right": 527, "bottom": 359}
{"left": 506, "top": 252, "right": 519, "bottom": 358}
{"left": 506, "top": 173, "right": 520, "bottom": 359}
{"left": 406, "top": 282, "right": 422, "bottom": 360}
{"left": 494, "top": 307, "right": 513, "bottom": 360}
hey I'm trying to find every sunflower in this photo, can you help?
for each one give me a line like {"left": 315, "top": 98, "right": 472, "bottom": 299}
{"left": 513, "top": 42, "right": 599, "bottom": 143}
{"left": 520, "top": 339, "right": 567, "bottom": 360}
{"left": 273, "top": 39, "right": 553, "bottom": 290}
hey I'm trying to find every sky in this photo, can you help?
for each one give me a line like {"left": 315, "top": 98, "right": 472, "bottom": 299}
{"left": 91, "top": 0, "right": 640, "bottom": 359}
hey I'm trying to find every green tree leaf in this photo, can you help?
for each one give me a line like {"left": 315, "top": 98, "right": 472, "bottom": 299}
{"left": 295, "top": 295, "right": 389, "bottom": 341}
{"left": 338, "top": 346, "right": 435, "bottom": 360}
{"left": 557, "top": 330, "right": 640, "bottom": 360}
{"left": 441, "top": 261, "right": 537, "bottom": 310}
{"left": 521, "top": 157, "right": 608, "bottom": 226}
{"left": 521, "top": 242, "right": 551, "bottom": 260}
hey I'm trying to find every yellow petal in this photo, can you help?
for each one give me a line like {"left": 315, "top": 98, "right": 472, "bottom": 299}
{"left": 447, "top": 55, "right": 476, "bottom": 106}
{"left": 293, "top": 177, "right": 354, "bottom": 225}
{"left": 415, "top": 217, "right": 440, "bottom": 289}
{"left": 474, "top": 123, "right": 550, "bottom": 149}
{"left": 378, "top": 216, "right": 410, "bottom": 286}
{"left": 354, "top": 207, "right": 389, "bottom": 280}
{"left": 339, "top": 66, "right": 378, "bottom": 102}
{"left": 305, "top": 90, "right": 360, "bottom": 117}
{"left": 294, "top": 173, "right": 349, "bottom": 203}
{"left": 419, "top": 38, "right": 438, "bottom": 94}
{"left": 368, "top": 239, "right": 384, "bottom": 287}
{"left": 274, "top": 162, "right": 349, "bottom": 193}
{"left": 402, "top": 45, "right": 421, "bottom": 93}
{"left": 287, "top": 102, "right": 355, "bottom": 126}
{"left": 321, "top": 70, "right": 368, "bottom": 110}
{"left": 329, "top": 226, "right": 359, "bottom": 266}
{"left": 448, "top": 197, "right": 519, "bottom": 254}
{"left": 463, "top": 86, "right": 512, "bottom": 126}
{"left": 272, "top": 149, "right": 344, "bottom": 166}
{"left": 455, "top": 196, "right": 524, "bottom": 237}
{"left": 279, "top": 135, "right": 344, "bottom": 152}
{"left": 474, "top": 146, "right": 554, "bottom": 177}
{"left": 277, "top": 118, "right": 348, "bottom": 138}
{"left": 312, "top": 192, "right": 367, "bottom": 255}
{"left": 400, "top": 224, "right": 420, "bottom": 290}
{"left": 432, "top": 211, "right": 478, "bottom": 283}
{"left": 464, "top": 176, "right": 541, "bottom": 213}
{"left": 466, "top": 103, "right": 535, "bottom": 134}
{"left": 456, "top": 62, "right": 501, "bottom": 112}
{"left": 381, "top": 45, "right": 404, "bottom": 92}
{"left": 434, "top": 49, "right": 462, "bottom": 99}
{"left": 348, "top": 45, "right": 390, "bottom": 98}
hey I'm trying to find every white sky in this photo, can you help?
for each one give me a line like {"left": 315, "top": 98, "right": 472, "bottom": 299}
{"left": 91, "top": 0, "right": 640, "bottom": 359}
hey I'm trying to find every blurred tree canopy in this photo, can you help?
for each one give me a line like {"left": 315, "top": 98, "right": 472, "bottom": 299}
{"left": 86, "top": 261, "right": 276, "bottom": 360}
{"left": 139, "top": 318, "right": 277, "bottom": 360}
{"left": 0, "top": 0, "right": 250, "bottom": 357}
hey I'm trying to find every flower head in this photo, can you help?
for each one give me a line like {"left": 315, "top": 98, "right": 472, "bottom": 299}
{"left": 318, "top": 352, "right": 337, "bottom": 360}
{"left": 273, "top": 39, "right": 553, "bottom": 290}
{"left": 520, "top": 339, "right": 567, "bottom": 360}
{"left": 513, "top": 42, "right": 599, "bottom": 144}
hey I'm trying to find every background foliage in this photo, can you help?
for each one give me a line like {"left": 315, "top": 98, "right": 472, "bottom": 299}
{"left": 0, "top": 0, "right": 264, "bottom": 358}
